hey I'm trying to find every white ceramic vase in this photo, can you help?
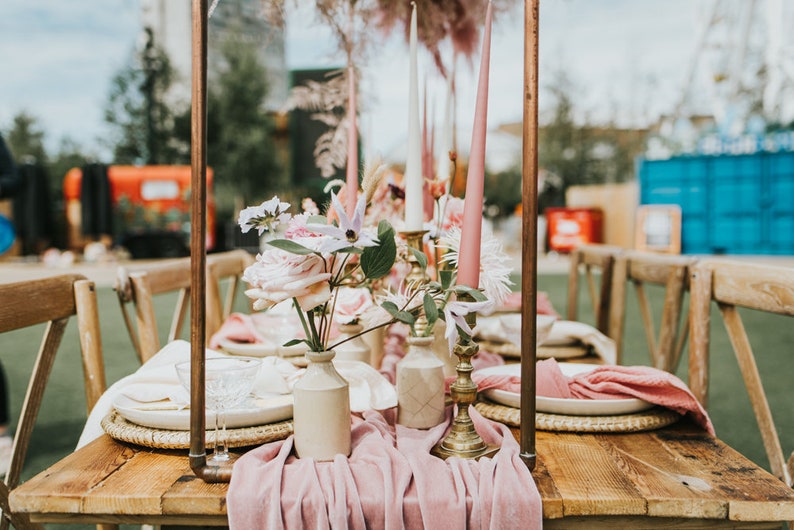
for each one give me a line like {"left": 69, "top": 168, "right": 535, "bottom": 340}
{"left": 333, "top": 323, "right": 372, "bottom": 364}
{"left": 292, "top": 350, "right": 351, "bottom": 460}
{"left": 396, "top": 335, "right": 446, "bottom": 429}
{"left": 362, "top": 325, "right": 386, "bottom": 368}
{"left": 430, "top": 320, "right": 458, "bottom": 377}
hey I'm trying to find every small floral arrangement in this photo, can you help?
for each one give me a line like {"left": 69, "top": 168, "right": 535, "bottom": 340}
{"left": 371, "top": 222, "right": 512, "bottom": 351}
{"left": 240, "top": 192, "right": 398, "bottom": 353}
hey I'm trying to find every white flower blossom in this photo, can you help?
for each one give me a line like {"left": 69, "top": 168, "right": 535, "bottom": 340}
{"left": 439, "top": 225, "right": 512, "bottom": 311}
{"left": 443, "top": 298, "right": 495, "bottom": 352}
{"left": 308, "top": 192, "right": 378, "bottom": 253}
{"left": 238, "top": 196, "right": 292, "bottom": 235}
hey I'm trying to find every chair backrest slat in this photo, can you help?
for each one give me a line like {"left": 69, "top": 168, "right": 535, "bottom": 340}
{"left": 610, "top": 251, "right": 694, "bottom": 371}
{"left": 0, "top": 274, "right": 108, "bottom": 530}
{"left": 116, "top": 250, "right": 253, "bottom": 363}
{"left": 690, "top": 259, "right": 794, "bottom": 487}
{"left": 566, "top": 244, "right": 622, "bottom": 335}
{"left": 0, "top": 274, "right": 83, "bottom": 332}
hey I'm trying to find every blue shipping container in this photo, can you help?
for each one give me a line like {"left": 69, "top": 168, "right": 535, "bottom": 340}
{"left": 638, "top": 151, "right": 794, "bottom": 255}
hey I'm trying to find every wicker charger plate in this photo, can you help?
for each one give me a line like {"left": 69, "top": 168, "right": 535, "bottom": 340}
{"left": 477, "top": 339, "right": 590, "bottom": 360}
{"left": 101, "top": 410, "right": 293, "bottom": 450}
{"left": 474, "top": 400, "right": 680, "bottom": 433}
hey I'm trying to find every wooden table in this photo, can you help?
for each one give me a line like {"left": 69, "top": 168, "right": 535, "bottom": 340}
{"left": 10, "top": 419, "right": 794, "bottom": 527}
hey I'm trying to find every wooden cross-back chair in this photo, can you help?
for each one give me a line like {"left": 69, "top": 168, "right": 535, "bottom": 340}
{"left": 609, "top": 251, "right": 696, "bottom": 371}
{"left": 116, "top": 249, "right": 253, "bottom": 364}
{"left": 566, "top": 243, "right": 623, "bottom": 335}
{"left": 0, "top": 274, "right": 107, "bottom": 530}
{"left": 689, "top": 259, "right": 794, "bottom": 489}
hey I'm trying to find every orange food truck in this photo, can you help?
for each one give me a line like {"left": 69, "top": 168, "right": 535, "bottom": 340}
{"left": 63, "top": 165, "right": 216, "bottom": 258}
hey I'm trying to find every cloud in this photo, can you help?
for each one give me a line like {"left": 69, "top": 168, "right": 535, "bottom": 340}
{"left": 0, "top": 0, "right": 700, "bottom": 161}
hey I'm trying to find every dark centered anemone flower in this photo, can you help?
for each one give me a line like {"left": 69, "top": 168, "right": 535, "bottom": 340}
{"left": 308, "top": 192, "right": 379, "bottom": 253}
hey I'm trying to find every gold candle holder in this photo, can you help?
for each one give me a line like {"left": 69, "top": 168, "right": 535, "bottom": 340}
{"left": 431, "top": 290, "right": 498, "bottom": 460}
{"left": 400, "top": 229, "right": 430, "bottom": 336}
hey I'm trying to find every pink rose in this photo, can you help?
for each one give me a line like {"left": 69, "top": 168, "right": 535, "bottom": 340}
{"left": 332, "top": 287, "right": 374, "bottom": 324}
{"left": 243, "top": 247, "right": 331, "bottom": 311}
{"left": 441, "top": 196, "right": 465, "bottom": 232}
{"left": 284, "top": 214, "right": 319, "bottom": 239}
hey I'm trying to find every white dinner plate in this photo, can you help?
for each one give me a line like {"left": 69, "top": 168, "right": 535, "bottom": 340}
{"left": 113, "top": 393, "right": 294, "bottom": 431}
{"left": 217, "top": 338, "right": 307, "bottom": 358}
{"left": 478, "top": 363, "right": 653, "bottom": 416}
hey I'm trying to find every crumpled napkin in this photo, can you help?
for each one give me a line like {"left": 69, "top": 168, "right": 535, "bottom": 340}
{"left": 474, "top": 313, "right": 558, "bottom": 350}
{"left": 79, "top": 340, "right": 398, "bottom": 449}
{"left": 539, "top": 320, "right": 617, "bottom": 364}
{"left": 78, "top": 340, "right": 299, "bottom": 447}
{"left": 475, "top": 358, "right": 714, "bottom": 434}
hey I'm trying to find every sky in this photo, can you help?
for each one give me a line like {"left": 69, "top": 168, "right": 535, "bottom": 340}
{"left": 0, "top": 0, "right": 702, "bottom": 165}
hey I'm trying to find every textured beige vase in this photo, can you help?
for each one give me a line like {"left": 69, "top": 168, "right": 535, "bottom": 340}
{"left": 333, "top": 323, "right": 371, "bottom": 364}
{"left": 292, "top": 350, "right": 351, "bottom": 460}
{"left": 396, "top": 336, "right": 446, "bottom": 429}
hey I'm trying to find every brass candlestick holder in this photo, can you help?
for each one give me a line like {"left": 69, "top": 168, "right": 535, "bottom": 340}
{"left": 431, "top": 290, "right": 498, "bottom": 460}
{"left": 400, "top": 229, "right": 430, "bottom": 336}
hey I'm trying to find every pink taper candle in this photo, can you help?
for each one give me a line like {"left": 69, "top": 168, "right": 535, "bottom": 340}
{"left": 345, "top": 65, "right": 358, "bottom": 217}
{"left": 457, "top": 1, "right": 492, "bottom": 289}
{"left": 403, "top": 2, "right": 424, "bottom": 231}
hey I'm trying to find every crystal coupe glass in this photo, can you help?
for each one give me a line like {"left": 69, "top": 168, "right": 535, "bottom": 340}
{"left": 175, "top": 357, "right": 261, "bottom": 464}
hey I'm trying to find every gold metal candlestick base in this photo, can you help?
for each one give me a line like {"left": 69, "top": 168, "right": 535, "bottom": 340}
{"left": 431, "top": 295, "right": 498, "bottom": 460}
{"left": 400, "top": 229, "right": 430, "bottom": 335}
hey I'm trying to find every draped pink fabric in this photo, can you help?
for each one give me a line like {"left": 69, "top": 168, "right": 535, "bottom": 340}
{"left": 227, "top": 408, "right": 542, "bottom": 530}
{"left": 476, "top": 358, "right": 714, "bottom": 435}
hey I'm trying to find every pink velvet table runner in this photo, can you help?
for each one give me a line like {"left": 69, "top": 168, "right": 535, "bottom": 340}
{"left": 227, "top": 407, "right": 541, "bottom": 529}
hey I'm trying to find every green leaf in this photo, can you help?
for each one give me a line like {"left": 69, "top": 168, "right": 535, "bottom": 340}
{"left": 267, "top": 239, "right": 316, "bottom": 255}
{"left": 395, "top": 310, "right": 416, "bottom": 325}
{"left": 282, "top": 338, "right": 306, "bottom": 348}
{"left": 380, "top": 300, "right": 414, "bottom": 325}
{"left": 423, "top": 292, "right": 438, "bottom": 326}
{"left": 453, "top": 285, "right": 488, "bottom": 302}
{"left": 306, "top": 215, "right": 327, "bottom": 225}
{"left": 439, "top": 270, "right": 454, "bottom": 291}
{"left": 408, "top": 246, "right": 428, "bottom": 270}
{"left": 361, "top": 221, "right": 397, "bottom": 279}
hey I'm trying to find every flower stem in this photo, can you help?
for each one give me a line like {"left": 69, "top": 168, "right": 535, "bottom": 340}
{"left": 293, "top": 298, "right": 319, "bottom": 351}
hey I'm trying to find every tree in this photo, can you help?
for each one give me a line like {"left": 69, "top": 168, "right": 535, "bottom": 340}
{"left": 538, "top": 71, "right": 646, "bottom": 203}
{"left": 6, "top": 112, "right": 48, "bottom": 166}
{"left": 104, "top": 28, "right": 187, "bottom": 165}
{"left": 203, "top": 34, "right": 282, "bottom": 215}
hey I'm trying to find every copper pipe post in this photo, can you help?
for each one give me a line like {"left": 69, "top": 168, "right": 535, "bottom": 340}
{"left": 189, "top": 0, "right": 230, "bottom": 483}
{"left": 519, "top": 0, "right": 540, "bottom": 471}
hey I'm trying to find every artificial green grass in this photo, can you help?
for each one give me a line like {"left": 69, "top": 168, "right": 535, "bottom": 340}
{"left": 0, "top": 273, "right": 791, "bottom": 529}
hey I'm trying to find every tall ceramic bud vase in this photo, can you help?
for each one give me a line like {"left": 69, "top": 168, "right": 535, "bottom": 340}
{"left": 363, "top": 326, "right": 386, "bottom": 368}
{"left": 431, "top": 320, "right": 458, "bottom": 377}
{"left": 334, "top": 323, "right": 372, "bottom": 364}
{"left": 396, "top": 336, "right": 446, "bottom": 429}
{"left": 292, "top": 350, "right": 351, "bottom": 460}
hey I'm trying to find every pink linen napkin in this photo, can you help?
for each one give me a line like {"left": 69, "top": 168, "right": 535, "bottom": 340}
{"left": 476, "top": 358, "right": 714, "bottom": 435}
{"left": 227, "top": 407, "right": 542, "bottom": 530}
{"left": 209, "top": 313, "right": 269, "bottom": 349}
{"left": 497, "top": 291, "right": 558, "bottom": 316}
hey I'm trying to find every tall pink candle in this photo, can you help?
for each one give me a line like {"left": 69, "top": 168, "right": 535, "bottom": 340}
{"left": 457, "top": 1, "right": 492, "bottom": 289}
{"left": 403, "top": 2, "right": 423, "bottom": 231}
{"left": 345, "top": 64, "right": 358, "bottom": 217}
